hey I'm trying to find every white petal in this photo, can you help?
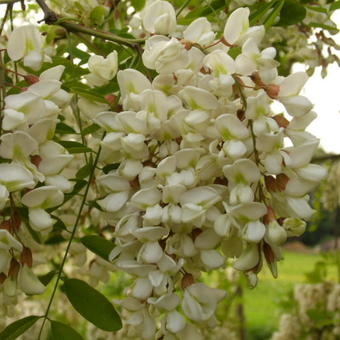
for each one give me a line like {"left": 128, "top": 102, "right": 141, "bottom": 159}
{"left": 131, "top": 278, "right": 153, "bottom": 300}
{"left": 231, "top": 202, "right": 267, "bottom": 221}
{"left": 201, "top": 249, "right": 225, "bottom": 268}
{"left": 233, "top": 243, "right": 259, "bottom": 271}
{"left": 18, "top": 266, "right": 45, "bottom": 295}
{"left": 286, "top": 196, "right": 314, "bottom": 219}
{"left": 179, "top": 86, "right": 218, "bottom": 110}
{"left": 279, "top": 72, "right": 308, "bottom": 97}
{"left": 166, "top": 311, "right": 186, "bottom": 333}
{"left": 216, "top": 114, "right": 249, "bottom": 140}
{"left": 139, "top": 241, "right": 163, "bottom": 263}
{"left": 22, "top": 186, "right": 64, "bottom": 209}
{"left": 131, "top": 187, "right": 162, "bottom": 209}
{"left": 28, "top": 208, "right": 55, "bottom": 231}
{"left": 0, "top": 229, "right": 23, "bottom": 251}
{"left": 243, "top": 220, "right": 266, "bottom": 243}
{"left": 0, "top": 163, "right": 34, "bottom": 191}
{"left": 280, "top": 96, "right": 313, "bottom": 117}
{"left": 223, "top": 7, "right": 250, "bottom": 45}
{"left": 98, "top": 191, "right": 129, "bottom": 212}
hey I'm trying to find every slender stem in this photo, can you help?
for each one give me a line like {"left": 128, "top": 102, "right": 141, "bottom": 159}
{"left": 37, "top": 134, "right": 105, "bottom": 339}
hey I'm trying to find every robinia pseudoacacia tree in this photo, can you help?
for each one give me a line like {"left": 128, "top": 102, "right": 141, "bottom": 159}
{"left": 0, "top": 0, "right": 339, "bottom": 339}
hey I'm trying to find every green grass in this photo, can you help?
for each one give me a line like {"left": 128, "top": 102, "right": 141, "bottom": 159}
{"left": 244, "top": 251, "right": 338, "bottom": 339}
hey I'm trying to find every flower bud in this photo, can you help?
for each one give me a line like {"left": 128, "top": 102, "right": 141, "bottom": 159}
{"left": 265, "top": 220, "right": 287, "bottom": 245}
{"left": 283, "top": 218, "right": 306, "bottom": 237}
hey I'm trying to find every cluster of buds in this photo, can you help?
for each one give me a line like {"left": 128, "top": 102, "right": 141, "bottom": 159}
{"left": 82, "top": 2, "right": 326, "bottom": 338}
{"left": 0, "top": 62, "right": 72, "bottom": 304}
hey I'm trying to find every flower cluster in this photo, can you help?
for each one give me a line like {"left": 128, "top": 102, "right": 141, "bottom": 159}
{"left": 272, "top": 282, "right": 340, "bottom": 340}
{"left": 0, "top": 0, "right": 328, "bottom": 337}
{"left": 78, "top": 2, "right": 327, "bottom": 337}
{"left": 0, "top": 63, "right": 72, "bottom": 306}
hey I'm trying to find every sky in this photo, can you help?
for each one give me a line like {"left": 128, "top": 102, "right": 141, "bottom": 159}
{"left": 0, "top": 4, "right": 339, "bottom": 153}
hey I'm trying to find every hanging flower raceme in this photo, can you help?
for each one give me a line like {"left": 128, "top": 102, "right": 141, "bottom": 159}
{"left": 0, "top": 1, "right": 328, "bottom": 338}
{"left": 0, "top": 64, "right": 72, "bottom": 305}
{"left": 86, "top": 2, "right": 327, "bottom": 338}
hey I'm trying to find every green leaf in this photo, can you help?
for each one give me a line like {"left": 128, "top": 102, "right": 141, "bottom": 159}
{"left": 102, "top": 163, "right": 120, "bottom": 174}
{"left": 82, "top": 124, "right": 101, "bottom": 136}
{"left": 92, "top": 81, "right": 119, "bottom": 95}
{"left": 81, "top": 235, "right": 115, "bottom": 261}
{"left": 308, "top": 22, "right": 339, "bottom": 32}
{"left": 63, "top": 279, "right": 122, "bottom": 331}
{"left": 58, "top": 141, "right": 92, "bottom": 154}
{"left": 330, "top": 1, "right": 340, "bottom": 11}
{"left": 67, "top": 179, "right": 87, "bottom": 197}
{"left": 277, "top": 0, "right": 306, "bottom": 26}
{"left": 179, "top": 0, "right": 225, "bottom": 24}
{"left": 70, "top": 87, "right": 107, "bottom": 103}
{"left": 66, "top": 46, "right": 90, "bottom": 64}
{"left": 306, "top": 5, "right": 328, "bottom": 13}
{"left": 39, "top": 270, "right": 56, "bottom": 286}
{"left": 55, "top": 122, "right": 77, "bottom": 135}
{"left": 76, "top": 164, "right": 92, "bottom": 179}
{"left": 49, "top": 320, "right": 83, "bottom": 340}
{"left": 264, "top": 0, "right": 284, "bottom": 28}
{"left": 0, "top": 316, "right": 41, "bottom": 340}
{"left": 131, "top": 0, "right": 146, "bottom": 11}
{"left": 228, "top": 46, "right": 242, "bottom": 59}
{"left": 250, "top": 0, "right": 276, "bottom": 25}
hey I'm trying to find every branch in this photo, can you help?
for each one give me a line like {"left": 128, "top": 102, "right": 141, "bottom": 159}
{"left": 36, "top": 0, "right": 58, "bottom": 24}
{"left": 0, "top": 0, "right": 19, "bottom": 4}
{"left": 35, "top": 0, "right": 144, "bottom": 47}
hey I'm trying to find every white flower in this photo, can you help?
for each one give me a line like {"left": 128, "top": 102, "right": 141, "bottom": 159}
{"left": 235, "top": 38, "right": 278, "bottom": 75}
{"left": 183, "top": 18, "right": 215, "bottom": 46}
{"left": 233, "top": 243, "right": 260, "bottom": 271}
{"left": 182, "top": 283, "right": 226, "bottom": 321}
{"left": 21, "top": 186, "right": 64, "bottom": 231}
{"left": 18, "top": 266, "right": 45, "bottom": 295}
{"left": 142, "top": 36, "right": 189, "bottom": 74}
{"left": 3, "top": 92, "right": 45, "bottom": 130}
{"left": 223, "top": 7, "right": 250, "bottom": 45}
{"left": 0, "top": 230, "right": 23, "bottom": 252}
{"left": 7, "top": 25, "right": 44, "bottom": 70}
{"left": 265, "top": 220, "right": 287, "bottom": 245}
{"left": 204, "top": 50, "right": 235, "bottom": 75}
{"left": 0, "top": 163, "right": 35, "bottom": 191}
{"left": 85, "top": 51, "right": 118, "bottom": 86}
{"left": 142, "top": 0, "right": 176, "bottom": 35}
{"left": 166, "top": 310, "right": 186, "bottom": 333}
